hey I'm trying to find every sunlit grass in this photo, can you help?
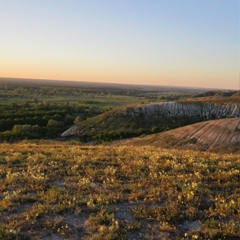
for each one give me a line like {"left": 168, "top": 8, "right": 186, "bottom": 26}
{"left": 0, "top": 142, "right": 239, "bottom": 239}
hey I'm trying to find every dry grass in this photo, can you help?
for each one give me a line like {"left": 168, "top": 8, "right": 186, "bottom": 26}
{"left": 0, "top": 142, "right": 239, "bottom": 239}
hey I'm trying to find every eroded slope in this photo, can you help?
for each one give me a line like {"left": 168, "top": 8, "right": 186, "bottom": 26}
{"left": 114, "top": 118, "right": 240, "bottom": 153}
{"left": 61, "top": 101, "right": 240, "bottom": 142}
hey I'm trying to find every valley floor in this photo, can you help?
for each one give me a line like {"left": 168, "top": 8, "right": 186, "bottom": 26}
{"left": 0, "top": 142, "right": 239, "bottom": 239}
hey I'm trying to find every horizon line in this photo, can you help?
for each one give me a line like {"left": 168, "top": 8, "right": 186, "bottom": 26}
{"left": 0, "top": 76, "right": 234, "bottom": 91}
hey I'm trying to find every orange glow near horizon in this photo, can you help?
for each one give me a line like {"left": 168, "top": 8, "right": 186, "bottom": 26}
{"left": 1, "top": 69, "right": 237, "bottom": 89}
{"left": 0, "top": 1, "right": 238, "bottom": 90}
{"left": 1, "top": 58, "right": 238, "bottom": 89}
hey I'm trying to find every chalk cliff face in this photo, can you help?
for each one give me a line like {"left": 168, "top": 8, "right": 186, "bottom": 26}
{"left": 118, "top": 102, "right": 240, "bottom": 119}
{"left": 61, "top": 102, "right": 240, "bottom": 138}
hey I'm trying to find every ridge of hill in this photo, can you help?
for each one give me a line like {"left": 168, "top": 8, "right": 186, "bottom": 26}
{"left": 61, "top": 98, "right": 240, "bottom": 143}
{"left": 187, "top": 90, "right": 240, "bottom": 103}
{"left": 112, "top": 118, "right": 240, "bottom": 153}
{"left": 193, "top": 90, "right": 240, "bottom": 98}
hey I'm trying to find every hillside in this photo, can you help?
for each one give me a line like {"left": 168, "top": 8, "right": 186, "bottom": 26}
{"left": 61, "top": 98, "right": 240, "bottom": 143}
{"left": 113, "top": 118, "right": 240, "bottom": 153}
{"left": 0, "top": 142, "right": 239, "bottom": 239}
{"left": 192, "top": 90, "right": 240, "bottom": 100}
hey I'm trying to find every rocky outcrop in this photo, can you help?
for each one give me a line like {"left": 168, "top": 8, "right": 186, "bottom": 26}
{"left": 61, "top": 125, "right": 82, "bottom": 138}
{"left": 119, "top": 102, "right": 240, "bottom": 119}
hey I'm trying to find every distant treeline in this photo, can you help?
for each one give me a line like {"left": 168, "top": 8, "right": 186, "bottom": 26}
{"left": 0, "top": 101, "right": 102, "bottom": 142}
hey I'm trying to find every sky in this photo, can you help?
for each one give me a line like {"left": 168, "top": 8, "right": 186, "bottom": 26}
{"left": 0, "top": 0, "right": 239, "bottom": 89}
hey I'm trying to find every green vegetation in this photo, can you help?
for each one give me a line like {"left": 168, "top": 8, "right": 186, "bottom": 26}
{"left": 0, "top": 83, "right": 137, "bottom": 141}
{"left": 0, "top": 142, "right": 239, "bottom": 239}
{"left": 0, "top": 101, "right": 94, "bottom": 141}
{"left": 0, "top": 79, "right": 199, "bottom": 142}
{"left": 73, "top": 114, "right": 202, "bottom": 144}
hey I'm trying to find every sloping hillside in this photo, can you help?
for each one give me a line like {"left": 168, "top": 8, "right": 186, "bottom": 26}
{"left": 113, "top": 118, "right": 240, "bottom": 153}
{"left": 186, "top": 90, "right": 240, "bottom": 103}
{"left": 61, "top": 99, "right": 240, "bottom": 143}
{"left": 193, "top": 90, "right": 239, "bottom": 98}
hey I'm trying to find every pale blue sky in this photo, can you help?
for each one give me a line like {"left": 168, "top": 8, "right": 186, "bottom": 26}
{"left": 0, "top": 0, "right": 239, "bottom": 89}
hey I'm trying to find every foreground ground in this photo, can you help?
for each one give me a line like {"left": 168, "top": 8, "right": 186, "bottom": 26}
{"left": 0, "top": 142, "right": 239, "bottom": 239}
